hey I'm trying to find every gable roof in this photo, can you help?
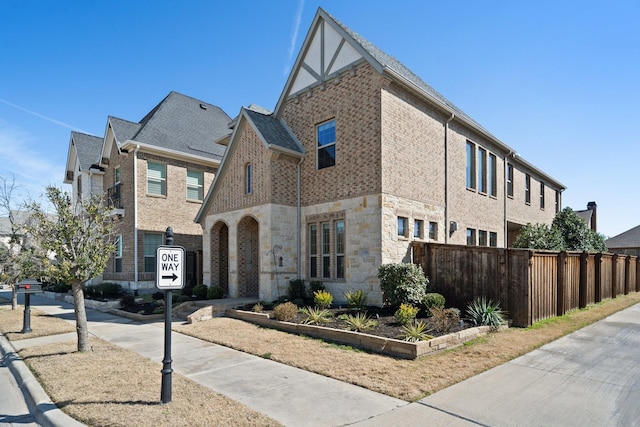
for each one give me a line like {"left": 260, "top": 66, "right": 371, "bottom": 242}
{"left": 605, "top": 225, "right": 640, "bottom": 249}
{"left": 275, "top": 8, "right": 565, "bottom": 190}
{"left": 103, "top": 91, "right": 232, "bottom": 163}
{"left": 195, "top": 108, "right": 304, "bottom": 223}
{"left": 64, "top": 131, "right": 104, "bottom": 183}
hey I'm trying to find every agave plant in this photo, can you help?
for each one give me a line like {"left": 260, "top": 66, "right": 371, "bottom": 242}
{"left": 342, "top": 312, "right": 378, "bottom": 332}
{"left": 466, "top": 297, "right": 507, "bottom": 328}
{"left": 299, "top": 306, "right": 333, "bottom": 325}
{"left": 397, "top": 320, "right": 433, "bottom": 342}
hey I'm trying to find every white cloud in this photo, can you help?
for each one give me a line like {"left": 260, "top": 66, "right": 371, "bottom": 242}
{"left": 284, "top": 0, "right": 305, "bottom": 76}
{"left": 0, "top": 122, "right": 63, "bottom": 203}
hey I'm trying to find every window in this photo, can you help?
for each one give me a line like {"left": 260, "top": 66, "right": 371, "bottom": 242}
{"left": 114, "top": 167, "right": 121, "bottom": 185}
{"left": 489, "top": 232, "right": 498, "bottom": 247}
{"left": 540, "top": 182, "right": 545, "bottom": 209}
{"left": 525, "top": 174, "right": 531, "bottom": 204}
{"left": 555, "top": 191, "right": 560, "bottom": 213}
{"left": 308, "top": 216, "right": 346, "bottom": 280}
{"left": 144, "top": 233, "right": 162, "bottom": 272}
{"left": 466, "top": 142, "right": 476, "bottom": 189}
{"left": 507, "top": 164, "right": 514, "bottom": 197}
{"left": 478, "top": 148, "right": 487, "bottom": 193}
{"left": 147, "top": 162, "right": 166, "bottom": 196}
{"left": 245, "top": 163, "right": 253, "bottom": 194}
{"left": 115, "top": 235, "right": 123, "bottom": 272}
{"left": 489, "top": 154, "right": 497, "bottom": 197}
{"left": 335, "top": 220, "right": 345, "bottom": 279}
{"left": 466, "top": 228, "right": 476, "bottom": 246}
{"left": 317, "top": 120, "right": 336, "bottom": 169}
{"left": 309, "top": 224, "right": 318, "bottom": 278}
{"left": 76, "top": 175, "right": 82, "bottom": 200}
{"left": 398, "top": 217, "right": 408, "bottom": 237}
{"left": 414, "top": 219, "right": 423, "bottom": 239}
{"left": 429, "top": 222, "right": 438, "bottom": 240}
{"left": 322, "top": 223, "right": 331, "bottom": 278}
{"left": 187, "top": 170, "right": 204, "bottom": 201}
{"left": 478, "top": 230, "right": 487, "bottom": 246}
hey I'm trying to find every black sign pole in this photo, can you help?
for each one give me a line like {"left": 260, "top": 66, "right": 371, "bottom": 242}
{"left": 161, "top": 227, "right": 174, "bottom": 404}
{"left": 22, "top": 292, "right": 32, "bottom": 333}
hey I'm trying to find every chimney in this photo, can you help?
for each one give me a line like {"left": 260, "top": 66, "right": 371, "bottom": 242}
{"left": 587, "top": 202, "right": 597, "bottom": 232}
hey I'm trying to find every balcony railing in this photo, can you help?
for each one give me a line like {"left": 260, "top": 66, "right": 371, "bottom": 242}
{"left": 107, "top": 183, "right": 123, "bottom": 209}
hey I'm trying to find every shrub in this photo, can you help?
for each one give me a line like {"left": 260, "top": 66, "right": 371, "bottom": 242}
{"left": 422, "top": 293, "right": 445, "bottom": 313}
{"left": 273, "top": 301, "right": 298, "bottom": 322}
{"left": 300, "top": 306, "right": 333, "bottom": 325}
{"left": 313, "top": 290, "right": 333, "bottom": 309}
{"left": 207, "top": 285, "right": 224, "bottom": 299}
{"left": 377, "top": 263, "right": 429, "bottom": 307}
{"left": 193, "top": 284, "right": 208, "bottom": 299}
{"left": 342, "top": 312, "right": 378, "bottom": 332}
{"left": 394, "top": 303, "right": 419, "bottom": 325}
{"left": 85, "top": 282, "right": 124, "bottom": 300}
{"left": 288, "top": 279, "right": 307, "bottom": 301}
{"left": 344, "top": 289, "right": 368, "bottom": 311}
{"left": 398, "top": 320, "right": 433, "bottom": 342}
{"left": 120, "top": 294, "right": 136, "bottom": 309}
{"left": 466, "top": 297, "right": 507, "bottom": 328}
{"left": 176, "top": 295, "right": 192, "bottom": 304}
{"left": 152, "top": 291, "right": 164, "bottom": 300}
{"left": 429, "top": 307, "right": 461, "bottom": 334}
{"left": 252, "top": 303, "right": 264, "bottom": 313}
{"left": 309, "top": 280, "right": 325, "bottom": 294}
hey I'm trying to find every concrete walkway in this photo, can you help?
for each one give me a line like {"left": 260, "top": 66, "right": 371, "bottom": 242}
{"left": 3, "top": 290, "right": 640, "bottom": 426}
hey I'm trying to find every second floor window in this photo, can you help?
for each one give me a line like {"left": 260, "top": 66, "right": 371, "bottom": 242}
{"left": 507, "top": 164, "right": 514, "bottom": 197}
{"left": 317, "top": 120, "right": 336, "bottom": 169}
{"left": 147, "top": 161, "right": 166, "bottom": 196}
{"left": 478, "top": 148, "right": 487, "bottom": 193}
{"left": 187, "top": 170, "right": 204, "bottom": 201}
{"left": 245, "top": 163, "right": 253, "bottom": 194}
{"left": 414, "top": 219, "right": 423, "bottom": 239}
{"left": 489, "top": 154, "right": 497, "bottom": 197}
{"left": 466, "top": 141, "right": 476, "bottom": 189}
{"left": 398, "top": 217, "right": 408, "bottom": 237}
{"left": 540, "top": 182, "right": 545, "bottom": 209}
{"left": 525, "top": 174, "right": 531, "bottom": 204}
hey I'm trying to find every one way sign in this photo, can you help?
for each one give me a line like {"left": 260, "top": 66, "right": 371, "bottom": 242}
{"left": 156, "top": 245, "right": 185, "bottom": 290}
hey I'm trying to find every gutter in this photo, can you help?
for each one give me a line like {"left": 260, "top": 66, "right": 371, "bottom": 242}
{"left": 133, "top": 145, "right": 140, "bottom": 292}
{"left": 296, "top": 155, "right": 304, "bottom": 279}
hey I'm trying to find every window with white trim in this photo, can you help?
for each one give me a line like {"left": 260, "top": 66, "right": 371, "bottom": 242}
{"left": 115, "top": 235, "right": 123, "bottom": 273}
{"left": 144, "top": 233, "right": 162, "bottom": 272}
{"left": 317, "top": 120, "right": 336, "bottom": 169}
{"left": 147, "top": 161, "right": 166, "bottom": 196}
{"left": 308, "top": 216, "right": 346, "bottom": 280}
{"left": 187, "top": 169, "right": 204, "bottom": 201}
{"left": 335, "top": 220, "right": 345, "bottom": 279}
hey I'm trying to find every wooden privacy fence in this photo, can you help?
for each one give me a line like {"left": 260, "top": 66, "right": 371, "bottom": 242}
{"left": 412, "top": 243, "right": 640, "bottom": 327}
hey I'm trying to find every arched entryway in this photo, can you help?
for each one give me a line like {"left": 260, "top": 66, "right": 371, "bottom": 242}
{"left": 210, "top": 221, "right": 229, "bottom": 295}
{"left": 237, "top": 216, "right": 259, "bottom": 297}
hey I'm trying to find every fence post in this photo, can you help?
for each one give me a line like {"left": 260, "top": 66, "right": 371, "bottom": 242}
{"left": 624, "top": 256, "right": 631, "bottom": 295}
{"left": 579, "top": 251, "right": 588, "bottom": 309}
{"left": 612, "top": 254, "right": 618, "bottom": 298}
{"left": 557, "top": 251, "right": 566, "bottom": 316}
{"left": 594, "top": 253, "right": 602, "bottom": 303}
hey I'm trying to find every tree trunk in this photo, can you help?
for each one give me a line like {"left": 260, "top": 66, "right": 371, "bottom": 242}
{"left": 71, "top": 282, "right": 90, "bottom": 352}
{"left": 11, "top": 285, "right": 17, "bottom": 310}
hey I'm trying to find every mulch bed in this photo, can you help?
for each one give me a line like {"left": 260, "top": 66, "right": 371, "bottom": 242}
{"left": 260, "top": 305, "right": 471, "bottom": 340}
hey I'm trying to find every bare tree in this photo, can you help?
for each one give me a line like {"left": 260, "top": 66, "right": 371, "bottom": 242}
{"left": 0, "top": 174, "right": 41, "bottom": 309}
{"left": 26, "top": 186, "right": 116, "bottom": 352}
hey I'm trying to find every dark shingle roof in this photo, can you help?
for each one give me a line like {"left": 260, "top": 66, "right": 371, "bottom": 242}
{"left": 71, "top": 132, "right": 103, "bottom": 171}
{"left": 131, "top": 92, "right": 231, "bottom": 160}
{"left": 244, "top": 109, "right": 303, "bottom": 154}
{"left": 109, "top": 116, "right": 142, "bottom": 143}
{"left": 605, "top": 225, "right": 640, "bottom": 249}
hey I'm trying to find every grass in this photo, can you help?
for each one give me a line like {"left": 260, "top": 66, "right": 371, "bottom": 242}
{"left": 2, "top": 292, "right": 640, "bottom": 424}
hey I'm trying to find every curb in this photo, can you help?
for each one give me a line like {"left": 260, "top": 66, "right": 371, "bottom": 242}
{"left": 0, "top": 334, "right": 85, "bottom": 427}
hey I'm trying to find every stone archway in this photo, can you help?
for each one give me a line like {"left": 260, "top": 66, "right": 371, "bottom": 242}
{"left": 210, "top": 221, "right": 229, "bottom": 295}
{"left": 237, "top": 216, "right": 259, "bottom": 297}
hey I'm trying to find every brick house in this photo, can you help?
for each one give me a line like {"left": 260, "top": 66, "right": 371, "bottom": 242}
{"left": 64, "top": 91, "right": 231, "bottom": 292}
{"left": 195, "top": 8, "right": 565, "bottom": 304}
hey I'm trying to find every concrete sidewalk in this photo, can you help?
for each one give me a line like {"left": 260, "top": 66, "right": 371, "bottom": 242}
{"left": 4, "top": 290, "right": 640, "bottom": 426}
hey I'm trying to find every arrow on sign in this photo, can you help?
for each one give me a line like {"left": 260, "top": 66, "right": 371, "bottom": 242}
{"left": 162, "top": 273, "right": 178, "bottom": 282}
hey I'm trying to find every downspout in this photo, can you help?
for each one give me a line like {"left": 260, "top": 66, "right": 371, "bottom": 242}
{"left": 444, "top": 112, "right": 455, "bottom": 244}
{"left": 133, "top": 145, "right": 140, "bottom": 293}
{"left": 296, "top": 156, "right": 304, "bottom": 279}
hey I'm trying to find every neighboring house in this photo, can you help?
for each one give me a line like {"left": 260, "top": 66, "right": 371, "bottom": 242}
{"left": 64, "top": 91, "right": 231, "bottom": 292}
{"left": 195, "top": 8, "right": 566, "bottom": 304}
{"left": 605, "top": 225, "right": 640, "bottom": 256}
{"left": 575, "top": 201, "right": 598, "bottom": 232}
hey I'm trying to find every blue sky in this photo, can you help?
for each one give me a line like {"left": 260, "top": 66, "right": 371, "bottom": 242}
{"left": 1, "top": 0, "right": 638, "bottom": 238}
